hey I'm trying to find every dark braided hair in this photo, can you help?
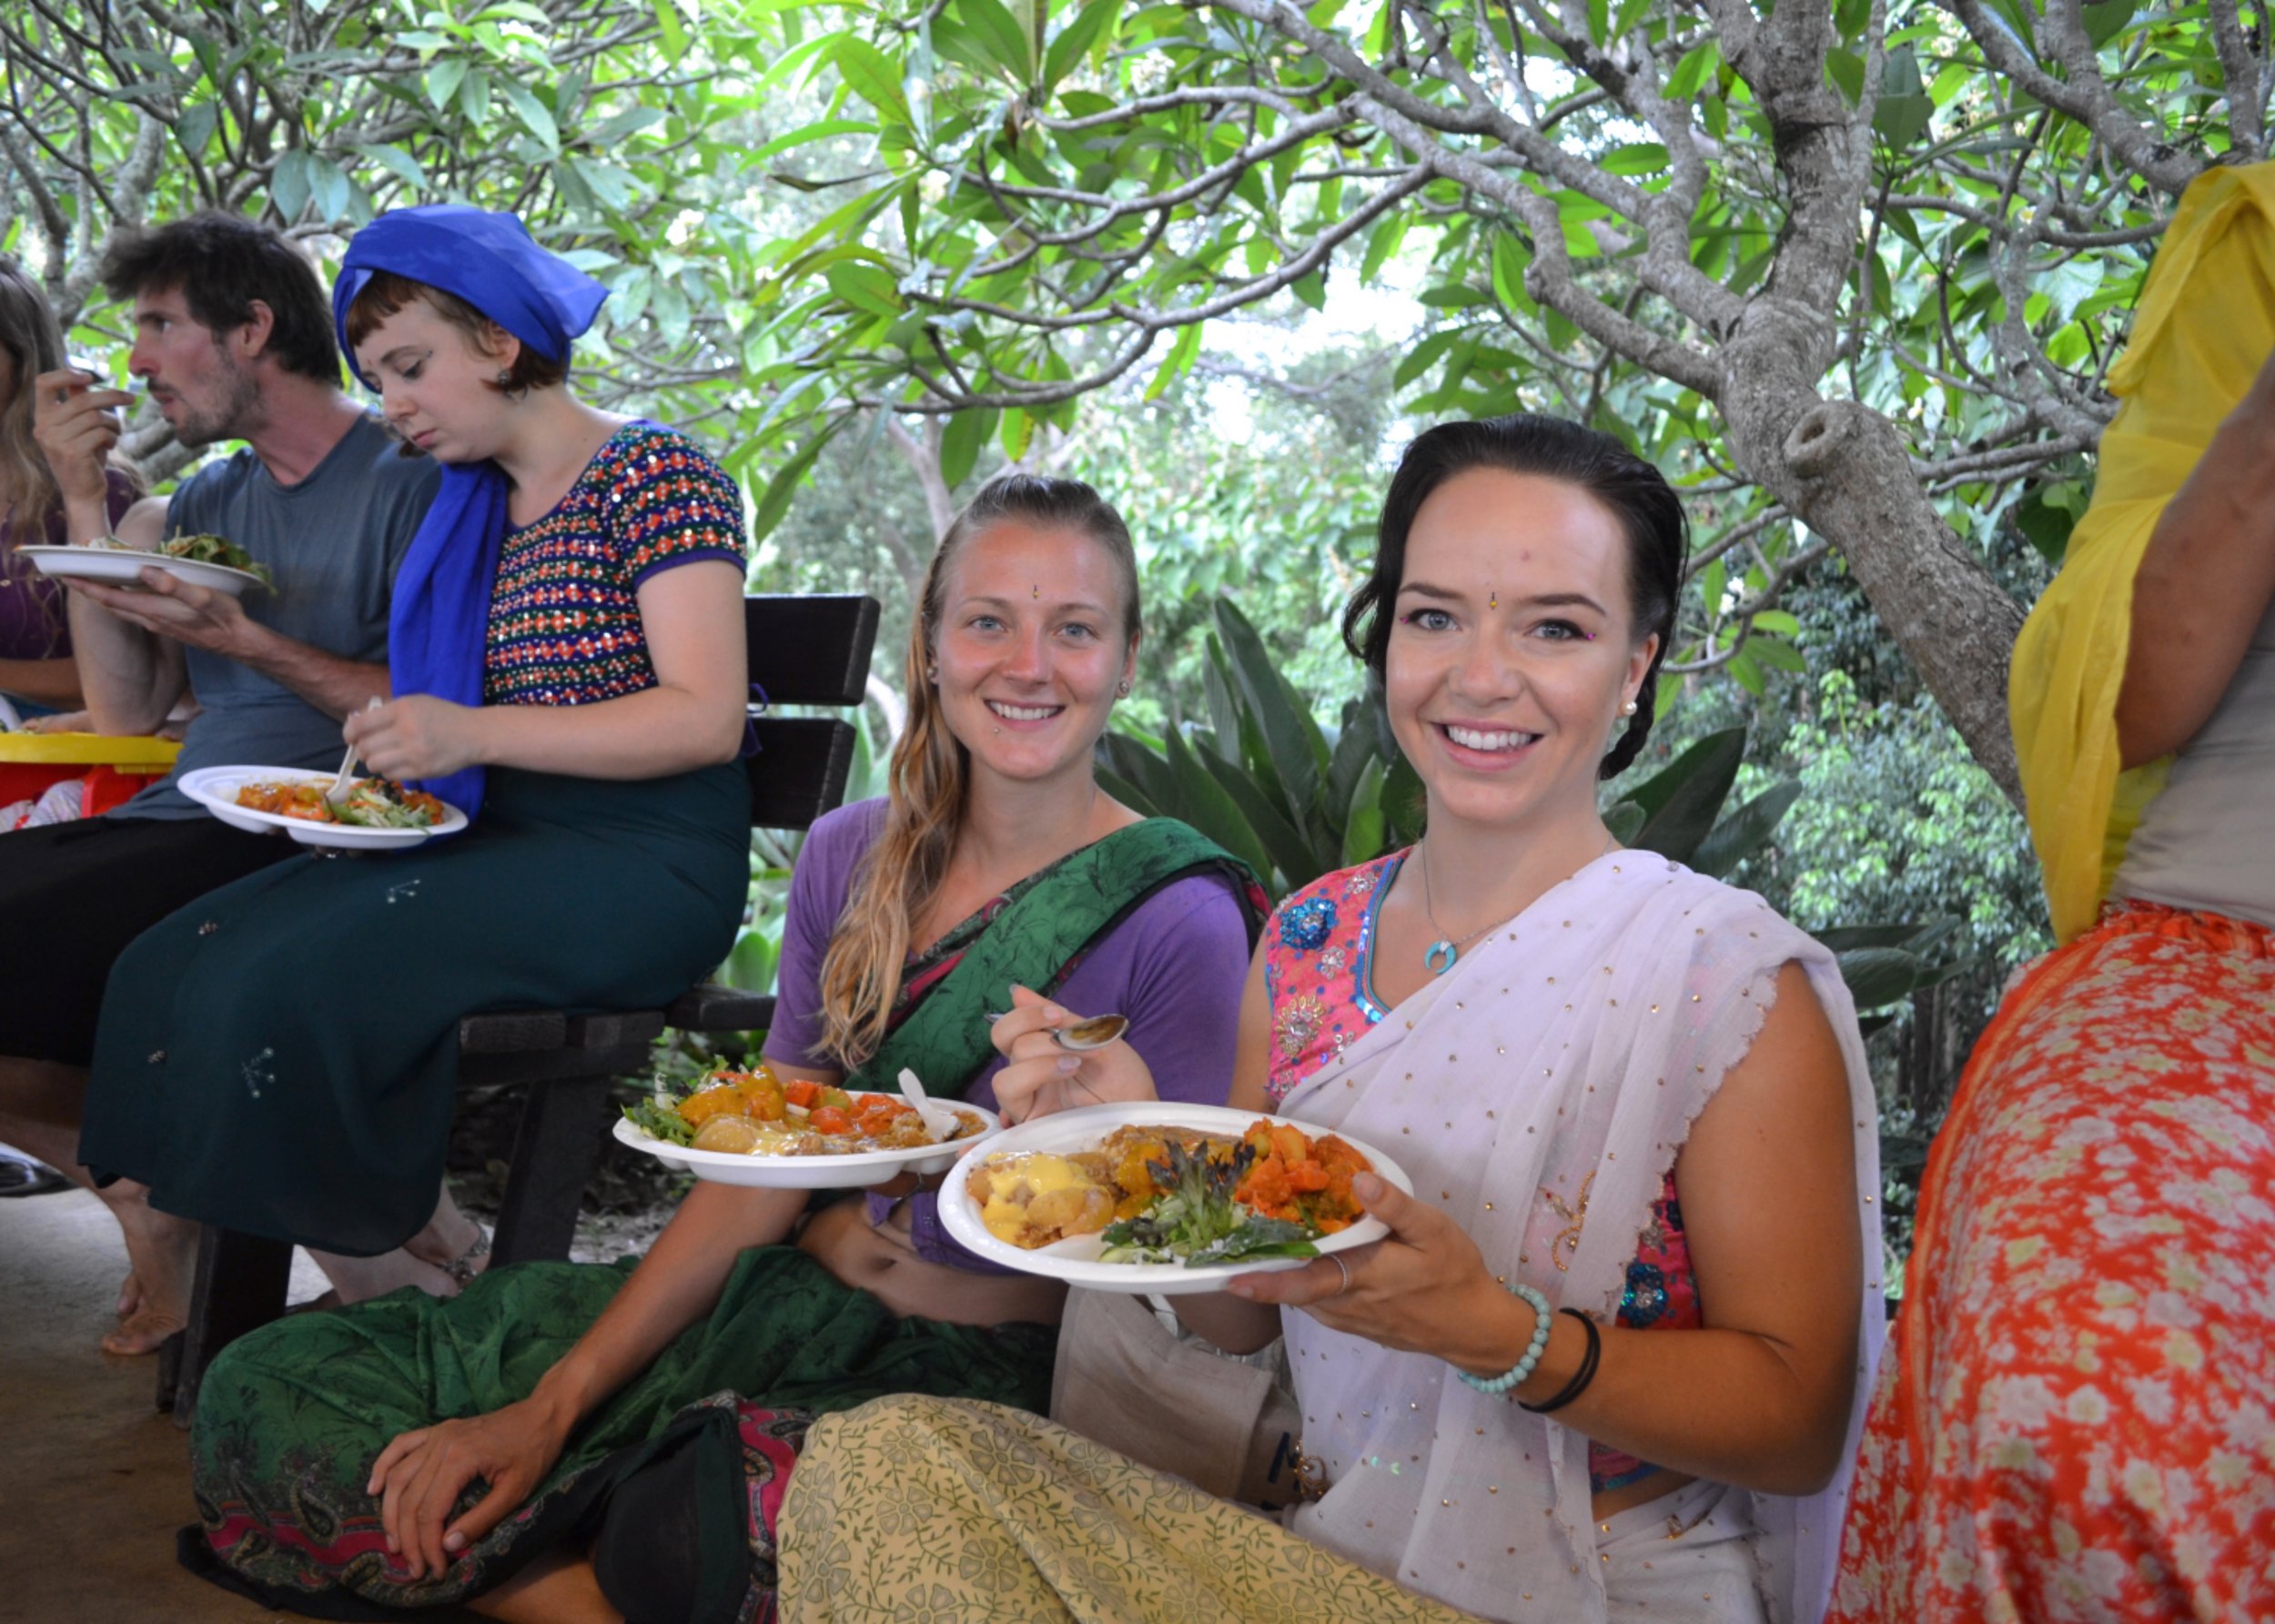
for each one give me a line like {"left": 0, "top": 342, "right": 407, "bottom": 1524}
{"left": 1340, "top": 413, "right": 1686, "bottom": 780}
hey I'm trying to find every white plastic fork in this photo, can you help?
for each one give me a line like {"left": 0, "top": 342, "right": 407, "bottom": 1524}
{"left": 326, "top": 697, "right": 383, "bottom": 807}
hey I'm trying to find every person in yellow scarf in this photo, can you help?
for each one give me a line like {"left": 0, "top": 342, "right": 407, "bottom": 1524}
{"left": 1831, "top": 162, "right": 2275, "bottom": 1622}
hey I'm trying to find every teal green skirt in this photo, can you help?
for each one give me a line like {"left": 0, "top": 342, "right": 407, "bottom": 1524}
{"left": 81, "top": 763, "right": 749, "bottom": 1255}
{"left": 186, "top": 1246, "right": 1057, "bottom": 1619}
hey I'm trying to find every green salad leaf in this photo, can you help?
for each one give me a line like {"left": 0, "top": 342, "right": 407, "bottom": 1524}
{"left": 622, "top": 1097, "right": 695, "bottom": 1145}
{"left": 1098, "top": 1138, "right": 1323, "bottom": 1267}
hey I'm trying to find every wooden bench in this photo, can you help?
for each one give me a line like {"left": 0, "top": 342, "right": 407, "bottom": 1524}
{"left": 159, "top": 592, "right": 882, "bottom": 1423}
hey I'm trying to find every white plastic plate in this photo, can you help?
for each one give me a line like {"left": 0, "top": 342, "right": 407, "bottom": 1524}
{"left": 18, "top": 544, "right": 269, "bottom": 598}
{"left": 178, "top": 765, "right": 468, "bottom": 850}
{"left": 612, "top": 1103, "right": 1002, "bottom": 1189}
{"left": 935, "top": 1101, "right": 1410, "bottom": 1295}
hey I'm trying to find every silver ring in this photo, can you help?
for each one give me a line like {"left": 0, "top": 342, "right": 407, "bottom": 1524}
{"left": 1330, "top": 1255, "right": 1351, "bottom": 1297}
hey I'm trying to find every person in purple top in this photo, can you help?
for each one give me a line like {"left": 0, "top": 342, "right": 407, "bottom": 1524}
{"left": 182, "top": 470, "right": 1264, "bottom": 1624}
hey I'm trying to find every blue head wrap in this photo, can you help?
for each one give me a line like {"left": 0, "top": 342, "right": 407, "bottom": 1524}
{"left": 333, "top": 206, "right": 607, "bottom": 822}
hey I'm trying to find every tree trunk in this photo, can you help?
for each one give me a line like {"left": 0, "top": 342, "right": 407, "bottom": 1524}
{"left": 1717, "top": 328, "right": 2029, "bottom": 806}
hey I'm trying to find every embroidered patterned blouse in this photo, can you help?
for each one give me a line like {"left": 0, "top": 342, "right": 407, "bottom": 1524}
{"left": 483, "top": 420, "right": 745, "bottom": 706}
{"left": 1262, "top": 852, "right": 1701, "bottom": 1494}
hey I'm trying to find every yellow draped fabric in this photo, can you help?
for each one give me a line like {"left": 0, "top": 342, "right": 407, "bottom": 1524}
{"left": 2012, "top": 160, "right": 2275, "bottom": 943}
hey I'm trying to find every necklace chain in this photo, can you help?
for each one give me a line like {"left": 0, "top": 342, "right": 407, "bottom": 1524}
{"left": 1415, "top": 832, "right": 1620, "bottom": 976}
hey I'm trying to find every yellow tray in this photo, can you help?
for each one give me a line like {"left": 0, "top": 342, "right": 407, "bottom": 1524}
{"left": 0, "top": 731, "right": 182, "bottom": 767}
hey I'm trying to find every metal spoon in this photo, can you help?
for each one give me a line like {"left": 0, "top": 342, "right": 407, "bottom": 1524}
{"left": 1050, "top": 1013, "right": 1129, "bottom": 1052}
{"left": 895, "top": 1067, "right": 959, "bottom": 1141}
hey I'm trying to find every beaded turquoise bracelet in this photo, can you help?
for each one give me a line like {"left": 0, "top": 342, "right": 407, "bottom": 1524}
{"left": 1454, "top": 1280, "right": 1554, "bottom": 1396}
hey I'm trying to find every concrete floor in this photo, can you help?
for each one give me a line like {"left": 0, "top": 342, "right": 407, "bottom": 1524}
{"left": 0, "top": 1186, "right": 312, "bottom": 1624}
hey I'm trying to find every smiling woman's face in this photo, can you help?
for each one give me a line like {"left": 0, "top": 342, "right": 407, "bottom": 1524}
{"left": 931, "top": 518, "right": 1136, "bottom": 787}
{"left": 1384, "top": 467, "right": 1657, "bottom": 833}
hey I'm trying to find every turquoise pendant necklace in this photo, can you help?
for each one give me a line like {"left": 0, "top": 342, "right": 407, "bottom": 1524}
{"left": 1415, "top": 832, "right": 1622, "bottom": 975}
{"left": 1416, "top": 842, "right": 1495, "bottom": 976}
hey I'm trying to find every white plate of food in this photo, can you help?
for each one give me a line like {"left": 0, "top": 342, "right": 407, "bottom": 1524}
{"left": 179, "top": 765, "right": 467, "bottom": 849}
{"left": 615, "top": 1064, "right": 1001, "bottom": 1188}
{"left": 937, "top": 1102, "right": 1410, "bottom": 1295}
{"left": 19, "top": 534, "right": 273, "bottom": 597}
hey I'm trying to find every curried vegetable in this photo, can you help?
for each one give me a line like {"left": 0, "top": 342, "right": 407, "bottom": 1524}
{"left": 622, "top": 1062, "right": 984, "bottom": 1157}
{"left": 969, "top": 1117, "right": 1373, "bottom": 1266}
{"left": 234, "top": 776, "right": 446, "bottom": 829}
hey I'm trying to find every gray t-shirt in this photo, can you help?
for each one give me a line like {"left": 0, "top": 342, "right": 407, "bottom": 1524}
{"left": 2111, "top": 591, "right": 2275, "bottom": 928}
{"left": 116, "top": 413, "right": 439, "bottom": 818}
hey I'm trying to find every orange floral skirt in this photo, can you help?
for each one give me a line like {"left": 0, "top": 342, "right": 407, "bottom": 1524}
{"left": 1832, "top": 903, "right": 2275, "bottom": 1623}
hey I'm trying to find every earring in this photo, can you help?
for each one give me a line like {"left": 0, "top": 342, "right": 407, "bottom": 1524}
{"left": 1622, "top": 700, "right": 1638, "bottom": 716}
{"left": 926, "top": 666, "right": 939, "bottom": 684}
{"left": 1115, "top": 679, "right": 1131, "bottom": 698}
{"left": 496, "top": 368, "right": 511, "bottom": 386}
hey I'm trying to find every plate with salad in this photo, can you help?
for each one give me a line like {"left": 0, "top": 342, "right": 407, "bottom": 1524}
{"left": 178, "top": 765, "right": 468, "bottom": 849}
{"left": 615, "top": 1061, "right": 1000, "bottom": 1188}
{"left": 19, "top": 532, "right": 274, "bottom": 597}
{"left": 936, "top": 1102, "right": 1410, "bottom": 1295}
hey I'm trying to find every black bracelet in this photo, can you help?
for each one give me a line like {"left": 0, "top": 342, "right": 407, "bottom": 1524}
{"left": 1518, "top": 1308, "right": 1601, "bottom": 1414}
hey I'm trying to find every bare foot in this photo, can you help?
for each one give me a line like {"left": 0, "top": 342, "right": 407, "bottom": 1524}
{"left": 98, "top": 1184, "right": 197, "bottom": 1357}
{"left": 116, "top": 1271, "right": 142, "bottom": 1320}
{"left": 104, "top": 1302, "right": 187, "bottom": 1357}
{"left": 308, "top": 1247, "right": 457, "bottom": 1305}
{"left": 405, "top": 1185, "right": 491, "bottom": 1288}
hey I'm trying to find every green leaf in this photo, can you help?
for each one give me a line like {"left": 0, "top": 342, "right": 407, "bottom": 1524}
{"left": 1360, "top": 214, "right": 1409, "bottom": 285}
{"left": 939, "top": 408, "right": 996, "bottom": 490}
{"left": 1380, "top": 749, "right": 1424, "bottom": 845}
{"left": 1213, "top": 598, "right": 1322, "bottom": 817}
{"left": 501, "top": 80, "right": 560, "bottom": 149}
{"left": 827, "top": 261, "right": 902, "bottom": 317}
{"left": 1663, "top": 41, "right": 1719, "bottom": 102}
{"left": 1601, "top": 143, "right": 1669, "bottom": 176}
{"left": 1292, "top": 269, "right": 1327, "bottom": 311}
{"left": 1162, "top": 726, "right": 1275, "bottom": 883}
{"left": 1687, "top": 781, "right": 1800, "bottom": 878}
{"left": 751, "top": 119, "right": 877, "bottom": 163}
{"left": 751, "top": 421, "right": 842, "bottom": 544}
{"left": 2082, "top": 0, "right": 2134, "bottom": 46}
{"left": 1094, "top": 766, "right": 1165, "bottom": 820}
{"left": 957, "top": 0, "right": 1035, "bottom": 83}
{"left": 1874, "top": 44, "right": 1934, "bottom": 149}
{"left": 425, "top": 57, "right": 469, "bottom": 112}
{"left": 1145, "top": 319, "right": 1203, "bottom": 401}
{"left": 460, "top": 68, "right": 493, "bottom": 125}
{"left": 1835, "top": 946, "right": 1925, "bottom": 1010}
{"left": 1603, "top": 799, "right": 1646, "bottom": 845}
{"left": 1045, "top": 0, "right": 1120, "bottom": 93}
{"left": 1490, "top": 232, "right": 1532, "bottom": 314}
{"left": 999, "top": 407, "right": 1035, "bottom": 462}
{"left": 269, "top": 149, "right": 313, "bottom": 222}
{"left": 308, "top": 156, "right": 350, "bottom": 222}
{"left": 1100, "top": 731, "right": 1183, "bottom": 815}
{"left": 1197, "top": 746, "right": 1319, "bottom": 892}
{"left": 833, "top": 38, "right": 911, "bottom": 123}
{"left": 355, "top": 142, "right": 428, "bottom": 191}
{"left": 1340, "top": 756, "right": 1388, "bottom": 868}
{"left": 652, "top": 0, "right": 689, "bottom": 58}
{"left": 179, "top": 101, "right": 219, "bottom": 156}
{"left": 1623, "top": 726, "right": 1744, "bottom": 862}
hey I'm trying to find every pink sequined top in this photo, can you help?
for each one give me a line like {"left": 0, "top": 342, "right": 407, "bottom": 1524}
{"left": 1262, "top": 851, "right": 1702, "bottom": 1493}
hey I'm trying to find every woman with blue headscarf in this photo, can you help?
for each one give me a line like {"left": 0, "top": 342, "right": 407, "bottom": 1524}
{"left": 77, "top": 206, "right": 752, "bottom": 1272}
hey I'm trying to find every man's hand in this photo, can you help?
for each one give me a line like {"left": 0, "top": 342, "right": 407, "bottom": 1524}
{"left": 31, "top": 368, "right": 130, "bottom": 512}
{"left": 63, "top": 570, "right": 257, "bottom": 659}
{"left": 346, "top": 695, "right": 488, "bottom": 781}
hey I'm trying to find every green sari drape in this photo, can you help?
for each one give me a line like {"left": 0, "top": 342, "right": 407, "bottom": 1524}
{"left": 184, "top": 815, "right": 1262, "bottom": 1619}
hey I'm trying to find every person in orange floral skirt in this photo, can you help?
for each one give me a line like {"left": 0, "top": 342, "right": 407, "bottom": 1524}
{"left": 1831, "top": 162, "right": 2275, "bottom": 1622}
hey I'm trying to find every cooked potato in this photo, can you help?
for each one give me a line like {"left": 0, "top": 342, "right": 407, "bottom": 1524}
{"left": 693, "top": 1115, "right": 763, "bottom": 1154}
{"left": 1026, "top": 1182, "right": 1115, "bottom": 1238}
